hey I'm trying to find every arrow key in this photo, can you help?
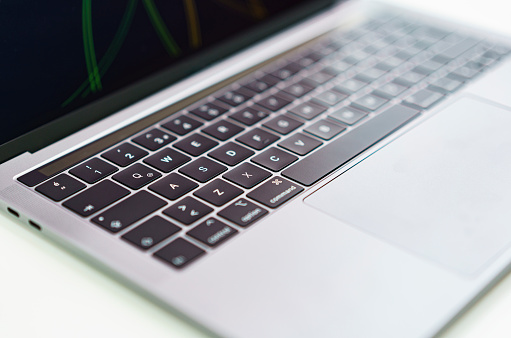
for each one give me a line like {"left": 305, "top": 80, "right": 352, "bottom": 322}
{"left": 278, "top": 133, "right": 322, "bottom": 156}
{"left": 149, "top": 173, "right": 198, "bottom": 200}
{"left": 163, "top": 196, "right": 213, "bottom": 225}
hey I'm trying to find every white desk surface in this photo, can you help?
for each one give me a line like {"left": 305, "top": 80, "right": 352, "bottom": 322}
{"left": 2, "top": 1, "right": 511, "bottom": 337}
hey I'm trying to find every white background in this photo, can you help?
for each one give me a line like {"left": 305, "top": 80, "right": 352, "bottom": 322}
{"left": 1, "top": 0, "right": 511, "bottom": 337}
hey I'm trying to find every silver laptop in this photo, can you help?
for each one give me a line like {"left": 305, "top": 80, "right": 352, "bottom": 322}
{"left": 2, "top": 0, "right": 511, "bottom": 337}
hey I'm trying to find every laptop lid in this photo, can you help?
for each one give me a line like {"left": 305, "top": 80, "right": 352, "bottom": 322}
{"left": 0, "top": 0, "right": 335, "bottom": 164}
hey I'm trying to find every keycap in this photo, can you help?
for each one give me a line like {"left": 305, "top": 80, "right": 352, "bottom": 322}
{"left": 143, "top": 148, "right": 191, "bottom": 173}
{"left": 112, "top": 163, "right": 161, "bottom": 189}
{"left": 304, "top": 120, "right": 346, "bottom": 140}
{"left": 122, "top": 216, "right": 181, "bottom": 250}
{"left": 256, "top": 93, "right": 293, "bottom": 112}
{"left": 218, "top": 198, "right": 268, "bottom": 227}
{"left": 187, "top": 218, "right": 238, "bottom": 247}
{"left": 447, "top": 66, "right": 480, "bottom": 81}
{"left": 189, "top": 101, "right": 228, "bottom": 121}
{"left": 270, "top": 62, "right": 302, "bottom": 80}
{"left": 236, "top": 128, "right": 279, "bottom": 150}
{"left": 433, "top": 37, "right": 478, "bottom": 62}
{"left": 282, "top": 105, "right": 420, "bottom": 186}
{"left": 91, "top": 191, "right": 167, "bottom": 233}
{"left": 330, "top": 107, "right": 367, "bottom": 125}
{"left": 289, "top": 101, "right": 327, "bottom": 120}
{"left": 373, "top": 82, "right": 407, "bottom": 99}
{"left": 355, "top": 67, "right": 386, "bottom": 82}
{"left": 244, "top": 79, "right": 272, "bottom": 93}
{"left": 278, "top": 133, "right": 322, "bottom": 156}
{"left": 394, "top": 71, "right": 426, "bottom": 86}
{"left": 163, "top": 196, "right": 213, "bottom": 225}
{"left": 161, "top": 115, "right": 202, "bottom": 135}
{"left": 283, "top": 80, "right": 314, "bottom": 98}
{"left": 202, "top": 120, "right": 244, "bottom": 141}
{"left": 208, "top": 142, "right": 254, "bottom": 166}
{"left": 251, "top": 147, "right": 298, "bottom": 172}
{"left": 69, "top": 158, "right": 118, "bottom": 184}
{"left": 403, "top": 89, "right": 444, "bottom": 110}
{"left": 102, "top": 143, "right": 148, "bottom": 167}
{"left": 428, "top": 77, "right": 463, "bottom": 94}
{"left": 154, "top": 238, "right": 205, "bottom": 269}
{"left": 63, "top": 180, "right": 130, "bottom": 217}
{"left": 149, "top": 173, "right": 198, "bottom": 200}
{"left": 179, "top": 157, "right": 227, "bottom": 183}
{"left": 193, "top": 179, "right": 243, "bottom": 206}
{"left": 223, "top": 162, "right": 271, "bottom": 189}
{"left": 229, "top": 106, "right": 269, "bottom": 126}
{"left": 36, "top": 174, "right": 86, "bottom": 201}
{"left": 217, "top": 88, "right": 254, "bottom": 107}
{"left": 132, "top": 128, "right": 176, "bottom": 151}
{"left": 263, "top": 115, "right": 303, "bottom": 135}
{"left": 247, "top": 177, "right": 304, "bottom": 208}
{"left": 351, "top": 94, "right": 388, "bottom": 112}
{"left": 313, "top": 90, "right": 347, "bottom": 107}
{"left": 308, "top": 70, "right": 335, "bottom": 85}
{"left": 174, "top": 133, "right": 219, "bottom": 156}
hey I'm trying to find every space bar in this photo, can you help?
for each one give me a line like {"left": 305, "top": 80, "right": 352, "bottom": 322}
{"left": 282, "top": 105, "right": 420, "bottom": 186}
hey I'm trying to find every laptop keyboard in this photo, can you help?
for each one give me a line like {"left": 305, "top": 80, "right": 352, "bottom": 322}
{"left": 23, "top": 14, "right": 510, "bottom": 269}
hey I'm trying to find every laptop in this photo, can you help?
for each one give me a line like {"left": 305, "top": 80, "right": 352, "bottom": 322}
{"left": 2, "top": 0, "right": 511, "bottom": 336}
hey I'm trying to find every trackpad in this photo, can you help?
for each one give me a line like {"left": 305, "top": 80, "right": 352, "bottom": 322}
{"left": 305, "top": 97, "right": 511, "bottom": 275}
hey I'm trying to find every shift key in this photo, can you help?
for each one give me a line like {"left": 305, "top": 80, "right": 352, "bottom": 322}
{"left": 92, "top": 191, "right": 167, "bottom": 233}
{"left": 247, "top": 177, "right": 303, "bottom": 208}
{"left": 63, "top": 180, "right": 129, "bottom": 217}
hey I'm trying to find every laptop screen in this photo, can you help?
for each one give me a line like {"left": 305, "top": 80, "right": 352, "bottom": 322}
{"left": 1, "top": 0, "right": 333, "bottom": 162}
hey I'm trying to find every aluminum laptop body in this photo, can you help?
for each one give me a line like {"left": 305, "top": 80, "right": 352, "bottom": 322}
{"left": 2, "top": 1, "right": 511, "bottom": 337}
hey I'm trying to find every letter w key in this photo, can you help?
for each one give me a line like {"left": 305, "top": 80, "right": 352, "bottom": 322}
{"left": 143, "top": 148, "right": 191, "bottom": 173}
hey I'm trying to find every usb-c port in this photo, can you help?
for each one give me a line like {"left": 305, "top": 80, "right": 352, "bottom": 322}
{"left": 7, "top": 207, "right": 20, "bottom": 218}
{"left": 28, "top": 220, "right": 41, "bottom": 231}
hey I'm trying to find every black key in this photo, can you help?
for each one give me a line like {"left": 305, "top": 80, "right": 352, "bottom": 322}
{"left": 187, "top": 218, "right": 238, "bottom": 247}
{"left": 36, "top": 174, "right": 86, "bottom": 201}
{"left": 163, "top": 196, "right": 213, "bottom": 225}
{"left": 189, "top": 101, "right": 228, "bottom": 121}
{"left": 63, "top": 180, "right": 129, "bottom": 217}
{"left": 218, "top": 198, "right": 268, "bottom": 227}
{"left": 304, "top": 120, "right": 346, "bottom": 140}
{"left": 102, "top": 143, "right": 148, "bottom": 167}
{"left": 132, "top": 128, "right": 176, "bottom": 151}
{"left": 122, "top": 216, "right": 181, "bottom": 250}
{"left": 373, "top": 82, "right": 407, "bottom": 99}
{"left": 313, "top": 90, "right": 347, "bottom": 106}
{"left": 251, "top": 147, "right": 298, "bottom": 172}
{"left": 289, "top": 101, "right": 327, "bottom": 120}
{"left": 244, "top": 79, "right": 271, "bottom": 93}
{"left": 325, "top": 61, "right": 351, "bottom": 74}
{"left": 174, "top": 133, "right": 218, "bottom": 156}
{"left": 149, "top": 173, "right": 198, "bottom": 200}
{"left": 217, "top": 88, "right": 254, "bottom": 107}
{"left": 143, "top": 148, "right": 191, "bottom": 173}
{"left": 355, "top": 67, "right": 386, "bottom": 82}
{"left": 193, "top": 179, "right": 243, "bottom": 206}
{"left": 282, "top": 105, "right": 420, "bottom": 186}
{"left": 91, "top": 191, "right": 166, "bottom": 233}
{"left": 351, "top": 94, "right": 388, "bottom": 112}
{"left": 223, "top": 162, "right": 271, "bottom": 189}
{"left": 69, "top": 158, "right": 118, "bottom": 184}
{"left": 202, "top": 120, "right": 244, "bottom": 141}
{"left": 154, "top": 238, "right": 205, "bottom": 269}
{"left": 330, "top": 107, "right": 367, "bottom": 125}
{"left": 270, "top": 62, "right": 302, "bottom": 80}
{"left": 208, "top": 142, "right": 254, "bottom": 166}
{"left": 335, "top": 78, "right": 367, "bottom": 94}
{"left": 428, "top": 77, "right": 463, "bottom": 94}
{"left": 307, "top": 70, "right": 335, "bottom": 85}
{"left": 394, "top": 71, "right": 426, "bottom": 86}
{"left": 256, "top": 93, "right": 293, "bottom": 112}
{"left": 179, "top": 157, "right": 227, "bottom": 183}
{"left": 283, "top": 80, "right": 314, "bottom": 98}
{"left": 403, "top": 89, "right": 444, "bottom": 109}
{"left": 229, "top": 106, "right": 269, "bottom": 126}
{"left": 236, "top": 128, "right": 279, "bottom": 150}
{"left": 259, "top": 74, "right": 280, "bottom": 86}
{"left": 161, "top": 115, "right": 202, "bottom": 136}
{"left": 112, "top": 163, "right": 161, "bottom": 189}
{"left": 278, "top": 133, "right": 322, "bottom": 156}
{"left": 263, "top": 115, "right": 303, "bottom": 135}
{"left": 247, "top": 177, "right": 304, "bottom": 208}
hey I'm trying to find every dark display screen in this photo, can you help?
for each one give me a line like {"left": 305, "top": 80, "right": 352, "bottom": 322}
{"left": 1, "top": 0, "right": 328, "bottom": 157}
